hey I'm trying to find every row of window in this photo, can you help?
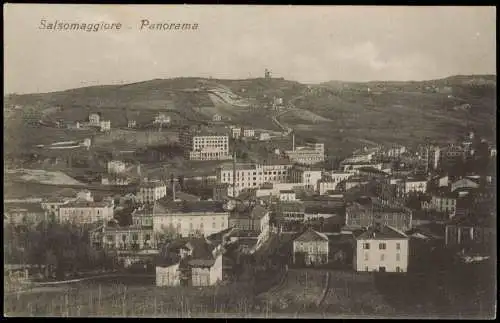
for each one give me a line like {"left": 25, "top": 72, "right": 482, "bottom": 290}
{"left": 364, "top": 253, "right": 401, "bottom": 261}
{"left": 363, "top": 242, "right": 401, "bottom": 250}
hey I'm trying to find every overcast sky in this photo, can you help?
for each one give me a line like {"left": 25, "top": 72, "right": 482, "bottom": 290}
{"left": 4, "top": 5, "right": 496, "bottom": 94}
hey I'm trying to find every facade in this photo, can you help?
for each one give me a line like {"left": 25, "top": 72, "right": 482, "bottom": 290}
{"left": 89, "top": 112, "right": 101, "bottom": 126}
{"left": 153, "top": 113, "right": 171, "bottom": 125}
{"left": 279, "top": 190, "right": 296, "bottom": 201}
{"left": 230, "top": 126, "right": 241, "bottom": 139}
{"left": 212, "top": 114, "right": 222, "bottom": 122}
{"left": 152, "top": 201, "right": 230, "bottom": 238}
{"left": 289, "top": 167, "right": 323, "bottom": 190}
{"left": 229, "top": 205, "right": 270, "bottom": 233}
{"left": 92, "top": 225, "right": 157, "bottom": 250}
{"left": 293, "top": 228, "right": 329, "bottom": 266}
{"left": 216, "top": 162, "right": 292, "bottom": 197}
{"left": 419, "top": 145, "right": 441, "bottom": 171}
{"left": 128, "top": 120, "right": 136, "bottom": 128}
{"left": 397, "top": 178, "right": 428, "bottom": 197}
{"left": 100, "top": 120, "right": 111, "bottom": 132}
{"left": 285, "top": 143, "right": 325, "bottom": 165}
{"left": 137, "top": 181, "right": 167, "bottom": 204}
{"left": 354, "top": 225, "right": 409, "bottom": 273}
{"left": 345, "top": 201, "right": 412, "bottom": 232}
{"left": 430, "top": 191, "right": 458, "bottom": 217}
{"left": 156, "top": 263, "right": 181, "bottom": 287}
{"left": 385, "top": 145, "right": 407, "bottom": 158}
{"left": 107, "top": 160, "right": 127, "bottom": 174}
{"left": 58, "top": 201, "right": 114, "bottom": 225}
{"left": 179, "top": 128, "right": 230, "bottom": 161}
{"left": 242, "top": 128, "right": 255, "bottom": 137}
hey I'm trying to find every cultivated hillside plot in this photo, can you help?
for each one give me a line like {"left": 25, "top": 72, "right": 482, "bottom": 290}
{"left": 6, "top": 169, "right": 85, "bottom": 186}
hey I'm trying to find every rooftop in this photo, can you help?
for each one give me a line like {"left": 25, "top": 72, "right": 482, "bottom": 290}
{"left": 355, "top": 225, "right": 408, "bottom": 240}
{"left": 60, "top": 201, "right": 112, "bottom": 208}
{"left": 155, "top": 200, "right": 227, "bottom": 215}
{"left": 4, "top": 203, "right": 46, "bottom": 214}
{"left": 294, "top": 228, "right": 329, "bottom": 242}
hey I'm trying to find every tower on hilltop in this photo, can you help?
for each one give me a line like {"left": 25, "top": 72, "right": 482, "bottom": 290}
{"left": 265, "top": 68, "right": 271, "bottom": 79}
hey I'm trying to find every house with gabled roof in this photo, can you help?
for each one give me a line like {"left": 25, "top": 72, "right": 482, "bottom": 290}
{"left": 292, "top": 227, "right": 329, "bottom": 266}
{"left": 353, "top": 224, "right": 409, "bottom": 273}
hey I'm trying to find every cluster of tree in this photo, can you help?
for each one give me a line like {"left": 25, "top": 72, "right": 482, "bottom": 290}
{"left": 4, "top": 221, "right": 115, "bottom": 280}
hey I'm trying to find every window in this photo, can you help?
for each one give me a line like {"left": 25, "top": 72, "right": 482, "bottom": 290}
{"left": 379, "top": 243, "right": 386, "bottom": 250}
{"left": 396, "top": 243, "right": 401, "bottom": 250}
{"left": 380, "top": 254, "right": 385, "bottom": 261}
{"left": 396, "top": 253, "right": 400, "bottom": 261}
{"left": 363, "top": 243, "right": 370, "bottom": 250}
{"left": 365, "top": 266, "right": 369, "bottom": 272}
{"left": 364, "top": 253, "right": 369, "bottom": 261}
{"left": 396, "top": 266, "right": 401, "bottom": 272}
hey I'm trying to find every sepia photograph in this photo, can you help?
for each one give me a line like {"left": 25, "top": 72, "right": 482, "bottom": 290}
{"left": 3, "top": 4, "right": 496, "bottom": 319}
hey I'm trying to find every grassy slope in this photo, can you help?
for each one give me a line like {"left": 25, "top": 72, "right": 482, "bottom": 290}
{"left": 5, "top": 75, "right": 496, "bottom": 161}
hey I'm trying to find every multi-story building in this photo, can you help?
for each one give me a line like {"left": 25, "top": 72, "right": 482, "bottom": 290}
{"left": 384, "top": 145, "right": 407, "bottom": 158}
{"left": 127, "top": 120, "right": 136, "bottom": 128}
{"left": 229, "top": 126, "right": 241, "bottom": 139}
{"left": 91, "top": 225, "right": 157, "bottom": 251}
{"left": 430, "top": 190, "right": 458, "bottom": 217}
{"left": 228, "top": 205, "right": 270, "bottom": 233}
{"left": 345, "top": 200, "right": 412, "bottom": 232}
{"left": 317, "top": 172, "right": 354, "bottom": 195}
{"left": 107, "top": 160, "right": 127, "bottom": 174}
{"left": 418, "top": 144, "right": 441, "bottom": 172}
{"left": 153, "top": 113, "right": 171, "bottom": 125}
{"left": 152, "top": 201, "right": 230, "bottom": 238}
{"left": 259, "top": 132, "right": 271, "bottom": 141}
{"left": 179, "top": 128, "right": 230, "bottom": 161}
{"left": 89, "top": 112, "right": 101, "bottom": 127}
{"left": 242, "top": 128, "right": 255, "bottom": 137}
{"left": 58, "top": 201, "right": 114, "bottom": 225}
{"left": 353, "top": 224, "right": 409, "bottom": 273}
{"left": 293, "top": 228, "right": 329, "bottom": 266}
{"left": 396, "top": 177, "right": 428, "bottom": 197}
{"left": 99, "top": 120, "right": 111, "bottom": 132}
{"left": 279, "top": 190, "right": 296, "bottom": 201}
{"left": 216, "top": 162, "right": 292, "bottom": 197}
{"left": 137, "top": 181, "right": 167, "bottom": 204}
{"left": 284, "top": 143, "right": 325, "bottom": 165}
{"left": 289, "top": 166, "right": 323, "bottom": 190}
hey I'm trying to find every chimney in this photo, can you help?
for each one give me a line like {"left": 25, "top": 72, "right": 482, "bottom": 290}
{"left": 292, "top": 132, "right": 295, "bottom": 151}
{"left": 232, "top": 150, "right": 236, "bottom": 198}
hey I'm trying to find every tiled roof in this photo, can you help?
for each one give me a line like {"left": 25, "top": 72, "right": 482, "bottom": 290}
{"left": 355, "top": 225, "right": 408, "bottom": 240}
{"left": 156, "top": 201, "right": 227, "bottom": 214}
{"left": 61, "top": 201, "right": 112, "bottom": 208}
{"left": 294, "top": 228, "right": 329, "bottom": 242}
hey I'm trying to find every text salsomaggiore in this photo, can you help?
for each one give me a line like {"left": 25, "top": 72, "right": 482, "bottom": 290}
{"left": 39, "top": 19, "right": 122, "bottom": 32}
{"left": 139, "top": 19, "right": 199, "bottom": 31}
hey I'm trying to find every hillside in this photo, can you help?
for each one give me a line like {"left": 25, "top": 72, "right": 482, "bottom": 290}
{"left": 4, "top": 75, "right": 496, "bottom": 159}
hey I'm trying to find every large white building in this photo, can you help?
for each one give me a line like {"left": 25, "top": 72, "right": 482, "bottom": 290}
{"left": 284, "top": 143, "right": 325, "bottom": 165}
{"left": 317, "top": 172, "right": 353, "bottom": 194}
{"left": 152, "top": 201, "right": 230, "bottom": 238}
{"left": 289, "top": 166, "right": 323, "bottom": 190}
{"left": 216, "top": 162, "right": 292, "bottom": 197}
{"left": 396, "top": 177, "right": 428, "bottom": 197}
{"left": 137, "top": 181, "right": 167, "bottom": 204}
{"left": 107, "top": 160, "right": 127, "bottom": 174}
{"left": 179, "top": 128, "right": 230, "bottom": 161}
{"left": 100, "top": 120, "right": 111, "bottom": 132}
{"left": 89, "top": 112, "right": 101, "bottom": 127}
{"left": 353, "top": 225, "right": 409, "bottom": 273}
{"left": 58, "top": 201, "right": 114, "bottom": 225}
